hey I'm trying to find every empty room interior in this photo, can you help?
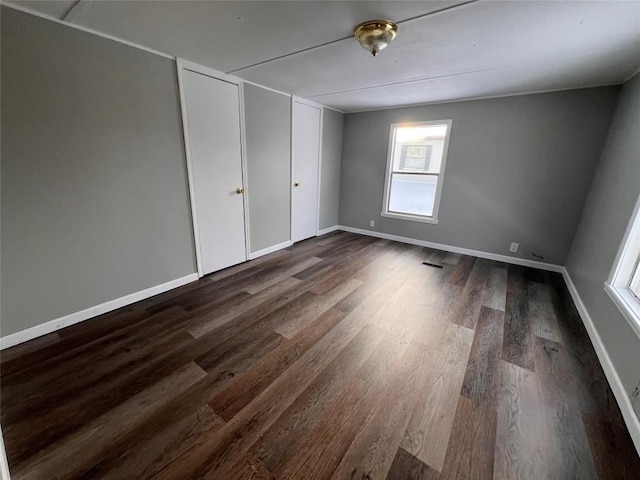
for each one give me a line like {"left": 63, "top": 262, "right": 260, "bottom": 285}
{"left": 2, "top": 0, "right": 640, "bottom": 478}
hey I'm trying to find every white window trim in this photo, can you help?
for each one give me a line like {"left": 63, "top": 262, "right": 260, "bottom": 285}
{"left": 605, "top": 193, "right": 640, "bottom": 340}
{"left": 381, "top": 119, "right": 453, "bottom": 225}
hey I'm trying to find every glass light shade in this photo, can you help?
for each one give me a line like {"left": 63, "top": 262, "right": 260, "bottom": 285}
{"left": 354, "top": 20, "right": 398, "bottom": 56}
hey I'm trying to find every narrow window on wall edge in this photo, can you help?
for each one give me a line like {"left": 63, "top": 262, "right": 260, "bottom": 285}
{"left": 381, "top": 119, "right": 452, "bottom": 224}
{"left": 605, "top": 193, "right": 640, "bottom": 339}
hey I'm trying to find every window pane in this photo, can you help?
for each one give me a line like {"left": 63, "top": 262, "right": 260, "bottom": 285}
{"left": 629, "top": 257, "right": 640, "bottom": 299}
{"left": 393, "top": 124, "right": 447, "bottom": 174}
{"left": 388, "top": 174, "right": 437, "bottom": 217}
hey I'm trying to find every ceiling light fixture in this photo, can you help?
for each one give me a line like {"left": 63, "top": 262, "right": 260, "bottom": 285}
{"left": 353, "top": 19, "right": 398, "bottom": 57}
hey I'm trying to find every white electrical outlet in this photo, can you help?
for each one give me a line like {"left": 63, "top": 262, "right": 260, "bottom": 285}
{"left": 369, "top": 220, "right": 375, "bottom": 227}
{"left": 509, "top": 242, "right": 519, "bottom": 253}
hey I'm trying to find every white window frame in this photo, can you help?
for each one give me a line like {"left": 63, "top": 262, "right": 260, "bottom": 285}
{"left": 605, "top": 193, "right": 640, "bottom": 339}
{"left": 381, "top": 119, "right": 452, "bottom": 224}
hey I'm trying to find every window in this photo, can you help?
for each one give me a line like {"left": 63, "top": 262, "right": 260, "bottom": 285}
{"left": 630, "top": 259, "right": 640, "bottom": 300}
{"left": 605, "top": 194, "right": 640, "bottom": 338}
{"left": 381, "top": 120, "right": 452, "bottom": 224}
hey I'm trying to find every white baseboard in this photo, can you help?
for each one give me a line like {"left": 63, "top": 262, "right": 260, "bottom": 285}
{"left": 317, "top": 225, "right": 341, "bottom": 236}
{"left": 316, "top": 225, "right": 342, "bottom": 237}
{"left": 337, "top": 225, "right": 564, "bottom": 272}
{"left": 249, "top": 240, "right": 292, "bottom": 260}
{"left": 561, "top": 268, "right": 640, "bottom": 453}
{"left": 0, "top": 273, "right": 199, "bottom": 351}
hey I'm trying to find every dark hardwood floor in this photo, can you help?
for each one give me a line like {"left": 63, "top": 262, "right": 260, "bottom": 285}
{"left": 1, "top": 232, "right": 639, "bottom": 479}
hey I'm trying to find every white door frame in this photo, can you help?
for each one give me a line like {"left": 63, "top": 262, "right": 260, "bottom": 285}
{"left": 176, "top": 58, "right": 251, "bottom": 277}
{"left": 0, "top": 424, "right": 10, "bottom": 480}
{"left": 290, "top": 96, "right": 324, "bottom": 243}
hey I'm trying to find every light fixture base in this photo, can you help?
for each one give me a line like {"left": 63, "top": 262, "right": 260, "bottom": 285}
{"left": 354, "top": 19, "right": 398, "bottom": 56}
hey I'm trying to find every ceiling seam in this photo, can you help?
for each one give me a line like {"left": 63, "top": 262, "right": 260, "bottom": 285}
{"left": 305, "top": 66, "right": 504, "bottom": 99}
{"left": 343, "top": 81, "right": 624, "bottom": 114}
{"left": 0, "top": 0, "right": 176, "bottom": 60}
{"left": 0, "top": 0, "right": 348, "bottom": 114}
{"left": 226, "top": 0, "right": 479, "bottom": 74}
{"left": 62, "top": 0, "right": 86, "bottom": 22}
{"left": 623, "top": 65, "right": 640, "bottom": 84}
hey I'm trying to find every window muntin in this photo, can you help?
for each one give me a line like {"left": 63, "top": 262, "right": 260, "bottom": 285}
{"left": 399, "top": 145, "right": 432, "bottom": 172}
{"left": 382, "top": 120, "right": 452, "bottom": 224}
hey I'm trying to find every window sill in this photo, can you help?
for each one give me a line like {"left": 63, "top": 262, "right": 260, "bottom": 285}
{"left": 380, "top": 211, "right": 439, "bottom": 224}
{"left": 604, "top": 282, "right": 640, "bottom": 340}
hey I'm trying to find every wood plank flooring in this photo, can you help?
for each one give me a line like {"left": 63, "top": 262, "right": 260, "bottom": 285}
{"left": 1, "top": 232, "right": 639, "bottom": 479}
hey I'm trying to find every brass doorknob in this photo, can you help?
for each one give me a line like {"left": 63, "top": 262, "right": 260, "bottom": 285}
{"left": 294, "top": 182, "right": 300, "bottom": 187}
{"left": 235, "top": 187, "right": 244, "bottom": 194}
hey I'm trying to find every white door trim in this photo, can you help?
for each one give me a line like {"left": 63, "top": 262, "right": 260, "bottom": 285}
{"left": 176, "top": 58, "right": 249, "bottom": 276}
{"left": 238, "top": 83, "right": 252, "bottom": 259}
{"left": 176, "top": 60, "right": 204, "bottom": 277}
{"left": 178, "top": 59, "right": 241, "bottom": 86}
{"left": 0, "top": 424, "right": 10, "bottom": 480}
{"left": 293, "top": 96, "right": 326, "bottom": 109}
{"left": 316, "top": 106, "right": 324, "bottom": 236}
{"left": 290, "top": 96, "right": 295, "bottom": 244}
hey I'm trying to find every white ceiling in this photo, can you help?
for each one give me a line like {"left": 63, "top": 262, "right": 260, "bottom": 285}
{"left": 9, "top": 0, "right": 640, "bottom": 112}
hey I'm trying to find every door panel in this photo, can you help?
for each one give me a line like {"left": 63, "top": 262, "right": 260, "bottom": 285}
{"left": 182, "top": 69, "right": 246, "bottom": 275}
{"left": 292, "top": 101, "right": 321, "bottom": 243}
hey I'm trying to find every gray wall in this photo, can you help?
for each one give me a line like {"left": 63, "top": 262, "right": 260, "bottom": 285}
{"left": 339, "top": 88, "right": 619, "bottom": 265}
{"left": 566, "top": 74, "right": 640, "bottom": 392}
{"left": 242, "top": 83, "right": 292, "bottom": 253}
{"left": 319, "top": 108, "right": 344, "bottom": 230}
{"left": 1, "top": 8, "right": 196, "bottom": 337}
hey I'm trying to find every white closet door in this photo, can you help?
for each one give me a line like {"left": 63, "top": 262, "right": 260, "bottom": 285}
{"left": 182, "top": 69, "right": 246, "bottom": 275}
{"left": 292, "top": 101, "right": 321, "bottom": 243}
